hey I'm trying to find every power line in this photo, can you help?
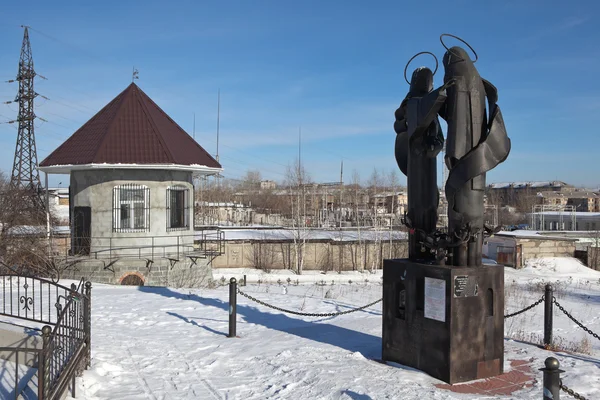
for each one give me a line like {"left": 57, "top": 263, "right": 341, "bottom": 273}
{"left": 36, "top": 115, "right": 77, "bottom": 131}
{"left": 38, "top": 94, "right": 93, "bottom": 115}
{"left": 200, "top": 135, "right": 289, "bottom": 169}
{"left": 27, "top": 26, "right": 102, "bottom": 62}
{"left": 39, "top": 110, "right": 83, "bottom": 126}
{"left": 215, "top": 153, "right": 288, "bottom": 178}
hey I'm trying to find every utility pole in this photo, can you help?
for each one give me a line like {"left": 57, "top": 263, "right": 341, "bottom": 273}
{"left": 216, "top": 89, "right": 220, "bottom": 164}
{"left": 215, "top": 89, "right": 221, "bottom": 189}
{"left": 6, "top": 26, "right": 45, "bottom": 215}
{"left": 339, "top": 160, "right": 344, "bottom": 230}
{"left": 339, "top": 160, "right": 344, "bottom": 272}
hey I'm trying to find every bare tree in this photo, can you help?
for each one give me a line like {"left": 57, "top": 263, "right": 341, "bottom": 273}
{"left": 244, "top": 170, "right": 262, "bottom": 189}
{"left": 0, "top": 171, "right": 58, "bottom": 277}
{"left": 387, "top": 170, "right": 401, "bottom": 258}
{"left": 194, "top": 174, "right": 237, "bottom": 225}
{"left": 246, "top": 234, "right": 278, "bottom": 272}
{"left": 285, "top": 159, "right": 311, "bottom": 274}
{"left": 367, "top": 168, "right": 385, "bottom": 270}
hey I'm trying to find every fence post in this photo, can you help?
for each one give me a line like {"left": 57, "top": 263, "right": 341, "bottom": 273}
{"left": 243, "top": 275, "right": 247, "bottom": 287}
{"left": 84, "top": 281, "right": 92, "bottom": 368}
{"left": 39, "top": 325, "right": 52, "bottom": 399}
{"left": 544, "top": 284, "right": 553, "bottom": 347}
{"left": 540, "top": 357, "right": 563, "bottom": 400}
{"left": 228, "top": 278, "right": 237, "bottom": 338}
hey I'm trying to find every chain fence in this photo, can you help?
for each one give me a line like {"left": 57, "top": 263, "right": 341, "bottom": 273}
{"left": 232, "top": 281, "right": 595, "bottom": 399}
{"left": 504, "top": 295, "right": 544, "bottom": 319}
{"left": 553, "top": 297, "right": 600, "bottom": 341}
{"left": 560, "top": 379, "right": 588, "bottom": 400}
{"left": 502, "top": 293, "right": 600, "bottom": 344}
{"left": 237, "top": 287, "right": 382, "bottom": 318}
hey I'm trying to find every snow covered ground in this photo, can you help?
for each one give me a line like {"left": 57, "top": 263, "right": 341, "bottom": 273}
{"left": 21, "top": 258, "right": 600, "bottom": 399}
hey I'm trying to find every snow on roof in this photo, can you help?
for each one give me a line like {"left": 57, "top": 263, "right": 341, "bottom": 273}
{"left": 488, "top": 181, "right": 569, "bottom": 189}
{"left": 496, "top": 230, "right": 541, "bottom": 237}
{"left": 494, "top": 230, "right": 578, "bottom": 241}
{"left": 530, "top": 211, "right": 600, "bottom": 217}
{"left": 195, "top": 201, "right": 247, "bottom": 207}
{"left": 6, "top": 225, "right": 70, "bottom": 236}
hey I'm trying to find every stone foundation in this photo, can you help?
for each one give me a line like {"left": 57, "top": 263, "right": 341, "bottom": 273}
{"left": 60, "top": 257, "right": 213, "bottom": 288}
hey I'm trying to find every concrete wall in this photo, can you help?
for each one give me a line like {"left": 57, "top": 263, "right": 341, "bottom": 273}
{"left": 211, "top": 239, "right": 408, "bottom": 271}
{"left": 516, "top": 238, "right": 576, "bottom": 262}
{"left": 0, "top": 324, "right": 42, "bottom": 366}
{"left": 61, "top": 257, "right": 213, "bottom": 288}
{"left": 70, "top": 169, "right": 194, "bottom": 256}
{"left": 587, "top": 246, "right": 600, "bottom": 270}
{"left": 485, "top": 235, "right": 576, "bottom": 268}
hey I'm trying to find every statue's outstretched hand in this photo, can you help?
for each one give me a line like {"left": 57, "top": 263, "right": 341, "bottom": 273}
{"left": 440, "top": 78, "right": 456, "bottom": 92}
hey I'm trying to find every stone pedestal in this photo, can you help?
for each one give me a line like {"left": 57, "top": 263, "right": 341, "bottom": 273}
{"left": 382, "top": 259, "right": 504, "bottom": 384}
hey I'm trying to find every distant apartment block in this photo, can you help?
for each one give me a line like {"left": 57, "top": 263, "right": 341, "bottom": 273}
{"left": 487, "top": 181, "right": 572, "bottom": 205}
{"left": 260, "top": 180, "right": 277, "bottom": 190}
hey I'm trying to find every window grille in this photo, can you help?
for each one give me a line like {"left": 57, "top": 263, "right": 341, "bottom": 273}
{"left": 167, "top": 185, "right": 190, "bottom": 231}
{"left": 113, "top": 184, "right": 150, "bottom": 232}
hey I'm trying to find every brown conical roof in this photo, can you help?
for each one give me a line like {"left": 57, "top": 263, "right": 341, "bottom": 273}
{"left": 40, "top": 83, "right": 221, "bottom": 171}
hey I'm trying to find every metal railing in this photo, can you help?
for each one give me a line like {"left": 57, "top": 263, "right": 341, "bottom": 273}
{"left": 49, "top": 230, "right": 225, "bottom": 262}
{"left": 1, "top": 275, "right": 79, "bottom": 326}
{"left": 0, "top": 275, "right": 91, "bottom": 399}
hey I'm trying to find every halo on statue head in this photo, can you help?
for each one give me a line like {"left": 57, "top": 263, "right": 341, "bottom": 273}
{"left": 403, "top": 52, "right": 439, "bottom": 85}
{"left": 440, "top": 34, "right": 478, "bottom": 63}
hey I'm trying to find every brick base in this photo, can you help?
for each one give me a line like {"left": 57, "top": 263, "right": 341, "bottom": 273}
{"left": 435, "top": 359, "right": 535, "bottom": 396}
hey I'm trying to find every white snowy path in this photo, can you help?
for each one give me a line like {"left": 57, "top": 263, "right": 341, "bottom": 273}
{"left": 65, "top": 260, "right": 600, "bottom": 400}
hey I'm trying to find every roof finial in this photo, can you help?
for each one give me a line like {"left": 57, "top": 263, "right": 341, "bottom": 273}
{"left": 132, "top": 67, "right": 139, "bottom": 82}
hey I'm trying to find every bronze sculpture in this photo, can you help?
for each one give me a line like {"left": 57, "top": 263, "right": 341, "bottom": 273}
{"left": 383, "top": 35, "right": 509, "bottom": 383}
{"left": 393, "top": 52, "right": 452, "bottom": 262}
{"left": 395, "top": 35, "right": 511, "bottom": 267}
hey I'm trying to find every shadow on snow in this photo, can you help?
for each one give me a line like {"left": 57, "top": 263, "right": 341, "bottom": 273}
{"left": 138, "top": 286, "right": 381, "bottom": 358}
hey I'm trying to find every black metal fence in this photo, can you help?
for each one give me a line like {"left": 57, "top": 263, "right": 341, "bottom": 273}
{"left": 0, "top": 275, "right": 91, "bottom": 399}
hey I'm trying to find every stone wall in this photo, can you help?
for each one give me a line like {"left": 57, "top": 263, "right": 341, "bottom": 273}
{"left": 61, "top": 257, "right": 212, "bottom": 288}
{"left": 211, "top": 239, "right": 408, "bottom": 271}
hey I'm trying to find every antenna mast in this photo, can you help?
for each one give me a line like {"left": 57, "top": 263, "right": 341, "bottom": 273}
{"left": 216, "top": 89, "right": 220, "bottom": 163}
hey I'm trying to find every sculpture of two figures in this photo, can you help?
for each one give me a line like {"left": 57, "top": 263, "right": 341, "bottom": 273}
{"left": 394, "top": 34, "right": 511, "bottom": 267}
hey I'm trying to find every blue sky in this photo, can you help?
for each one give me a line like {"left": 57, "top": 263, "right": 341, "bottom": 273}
{"left": 0, "top": 0, "right": 599, "bottom": 188}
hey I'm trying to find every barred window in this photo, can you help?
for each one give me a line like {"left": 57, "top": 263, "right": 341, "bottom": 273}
{"left": 113, "top": 184, "right": 150, "bottom": 232}
{"left": 167, "top": 185, "right": 190, "bottom": 230}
